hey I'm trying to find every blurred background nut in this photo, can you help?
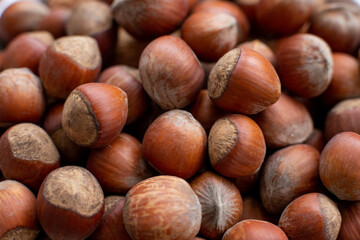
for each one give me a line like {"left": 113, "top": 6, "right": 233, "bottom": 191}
{"left": 0, "top": 0, "right": 49, "bottom": 42}
{"left": 0, "top": 180, "right": 40, "bottom": 240}
{"left": 320, "top": 132, "right": 360, "bottom": 201}
{"left": 2, "top": 31, "right": 54, "bottom": 74}
{"left": 308, "top": 3, "right": 360, "bottom": 54}
{"left": 0, "top": 68, "right": 45, "bottom": 125}
{"left": 112, "top": 0, "right": 188, "bottom": 39}
{"left": 320, "top": 53, "right": 360, "bottom": 107}
{"left": 66, "top": 1, "right": 117, "bottom": 61}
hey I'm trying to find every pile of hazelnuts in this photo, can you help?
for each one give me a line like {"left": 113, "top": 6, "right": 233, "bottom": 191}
{"left": 1, "top": 0, "right": 360, "bottom": 239}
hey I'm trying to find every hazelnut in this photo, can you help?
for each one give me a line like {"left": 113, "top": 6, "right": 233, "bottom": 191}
{"left": 181, "top": 11, "right": 239, "bottom": 62}
{"left": 123, "top": 175, "right": 202, "bottom": 240}
{"left": 0, "top": 1, "right": 49, "bottom": 42}
{"left": 319, "top": 131, "right": 360, "bottom": 201}
{"left": 45, "top": 0, "right": 98, "bottom": 9}
{"left": 39, "top": 35, "right": 102, "bottom": 99}
{"left": 207, "top": 48, "right": 281, "bottom": 115}
{"left": 308, "top": 3, "right": 360, "bottom": 53}
{"left": 320, "top": 53, "right": 360, "bottom": 106}
{"left": 142, "top": 110, "right": 207, "bottom": 179}
{"left": 0, "top": 180, "right": 40, "bottom": 239}
{"left": 37, "top": 166, "right": 105, "bottom": 240}
{"left": 324, "top": 98, "right": 360, "bottom": 141}
{"left": 260, "top": 144, "right": 321, "bottom": 214}
{"left": 62, "top": 82, "right": 128, "bottom": 148}
{"left": 0, "top": 123, "right": 60, "bottom": 190}
{"left": 278, "top": 193, "right": 341, "bottom": 240}
{"left": 88, "top": 196, "right": 131, "bottom": 240}
{"left": 2, "top": 31, "right": 54, "bottom": 74}
{"left": 98, "top": 65, "right": 150, "bottom": 124}
{"left": 275, "top": 33, "right": 333, "bottom": 98}
{"left": 192, "top": 0, "right": 250, "bottom": 41}
{"left": 86, "top": 133, "right": 154, "bottom": 194}
{"left": 36, "top": 8, "right": 71, "bottom": 38}
{"left": 66, "top": 1, "right": 117, "bottom": 60}
{"left": 255, "top": 0, "right": 315, "bottom": 35}
{"left": 0, "top": 68, "right": 45, "bottom": 125}
{"left": 139, "top": 35, "right": 204, "bottom": 110}
{"left": 253, "top": 92, "right": 314, "bottom": 148}
{"left": 115, "top": 28, "right": 150, "bottom": 68}
{"left": 208, "top": 114, "right": 266, "bottom": 178}
{"left": 189, "top": 89, "right": 226, "bottom": 133}
{"left": 223, "top": 219, "right": 288, "bottom": 240}
{"left": 234, "top": 0, "right": 260, "bottom": 23}
{"left": 190, "top": 171, "right": 243, "bottom": 239}
{"left": 112, "top": 0, "right": 188, "bottom": 39}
